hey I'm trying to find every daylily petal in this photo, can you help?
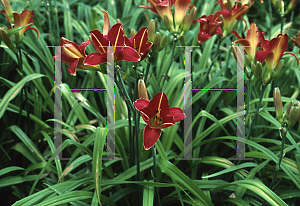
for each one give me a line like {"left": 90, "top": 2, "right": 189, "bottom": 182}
{"left": 102, "top": 10, "right": 110, "bottom": 36}
{"left": 148, "top": 92, "right": 169, "bottom": 118}
{"left": 114, "top": 46, "right": 140, "bottom": 62}
{"left": 135, "top": 27, "right": 148, "bottom": 54}
{"left": 270, "top": 34, "right": 288, "bottom": 64}
{"left": 84, "top": 52, "right": 106, "bottom": 65}
{"left": 68, "top": 58, "right": 79, "bottom": 76}
{"left": 257, "top": 31, "right": 269, "bottom": 50}
{"left": 107, "top": 23, "right": 125, "bottom": 50}
{"left": 174, "top": 0, "right": 191, "bottom": 25}
{"left": 197, "top": 30, "right": 213, "bottom": 43}
{"left": 90, "top": 30, "right": 109, "bottom": 54}
{"left": 143, "top": 125, "right": 162, "bottom": 150}
{"left": 28, "top": 26, "right": 39, "bottom": 38}
{"left": 80, "top": 40, "right": 90, "bottom": 55}
{"left": 232, "top": 30, "right": 243, "bottom": 40}
{"left": 169, "top": 107, "right": 186, "bottom": 122}
{"left": 63, "top": 43, "right": 83, "bottom": 58}
{"left": 140, "top": 106, "right": 155, "bottom": 125}
{"left": 282, "top": 52, "right": 300, "bottom": 65}
{"left": 139, "top": 5, "right": 159, "bottom": 15}
{"left": 265, "top": 52, "right": 275, "bottom": 72}
{"left": 157, "top": 115, "right": 175, "bottom": 129}
{"left": 256, "top": 50, "right": 271, "bottom": 63}
{"left": 12, "top": 12, "right": 22, "bottom": 27}
{"left": 231, "top": 4, "right": 249, "bottom": 21}
{"left": 134, "top": 99, "right": 150, "bottom": 111}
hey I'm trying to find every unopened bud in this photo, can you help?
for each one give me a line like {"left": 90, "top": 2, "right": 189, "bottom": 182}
{"left": 0, "top": 28, "right": 15, "bottom": 52}
{"left": 253, "top": 62, "right": 263, "bottom": 82}
{"left": 227, "top": 0, "right": 235, "bottom": 9}
{"left": 1, "top": 0, "right": 14, "bottom": 24}
{"left": 159, "top": 34, "right": 168, "bottom": 51}
{"left": 245, "top": 55, "right": 251, "bottom": 67}
{"left": 152, "top": 32, "right": 161, "bottom": 56}
{"left": 285, "top": 0, "right": 299, "bottom": 14}
{"left": 284, "top": 101, "right": 294, "bottom": 121}
{"left": 148, "top": 20, "right": 155, "bottom": 42}
{"left": 273, "top": 87, "right": 283, "bottom": 123}
{"left": 288, "top": 106, "right": 299, "bottom": 129}
{"left": 271, "top": 60, "right": 284, "bottom": 79}
{"left": 181, "top": 6, "right": 197, "bottom": 35}
{"left": 296, "top": 102, "right": 300, "bottom": 125}
{"left": 130, "top": 29, "right": 136, "bottom": 38}
{"left": 163, "top": 15, "right": 174, "bottom": 32}
{"left": 117, "top": 19, "right": 122, "bottom": 24}
{"left": 138, "top": 79, "right": 149, "bottom": 100}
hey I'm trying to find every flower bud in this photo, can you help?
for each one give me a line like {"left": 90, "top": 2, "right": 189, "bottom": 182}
{"left": 227, "top": 0, "right": 235, "bottom": 9}
{"left": 288, "top": 106, "right": 299, "bottom": 129}
{"left": 148, "top": 19, "right": 155, "bottom": 42}
{"left": 181, "top": 6, "right": 197, "bottom": 35}
{"left": 273, "top": 87, "right": 283, "bottom": 124}
{"left": 271, "top": 59, "right": 284, "bottom": 79}
{"left": 284, "top": 101, "right": 293, "bottom": 121}
{"left": 163, "top": 15, "right": 174, "bottom": 32}
{"left": 130, "top": 29, "right": 136, "bottom": 38}
{"left": 245, "top": 55, "right": 251, "bottom": 67}
{"left": 152, "top": 32, "right": 161, "bottom": 56}
{"left": 252, "top": 62, "right": 263, "bottom": 82}
{"left": 117, "top": 19, "right": 122, "bottom": 24}
{"left": 286, "top": 0, "right": 299, "bottom": 14}
{"left": 296, "top": 102, "right": 300, "bottom": 125}
{"left": 159, "top": 34, "right": 168, "bottom": 51}
{"left": 0, "top": 27, "right": 15, "bottom": 52}
{"left": 1, "top": 0, "right": 14, "bottom": 24}
{"left": 138, "top": 79, "right": 149, "bottom": 100}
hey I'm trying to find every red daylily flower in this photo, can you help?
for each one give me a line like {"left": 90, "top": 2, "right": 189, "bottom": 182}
{"left": 84, "top": 23, "right": 141, "bottom": 65}
{"left": 216, "top": 0, "right": 249, "bottom": 37}
{"left": 140, "top": 0, "right": 174, "bottom": 31}
{"left": 134, "top": 92, "right": 185, "bottom": 150}
{"left": 53, "top": 37, "right": 99, "bottom": 76}
{"left": 194, "top": 14, "right": 223, "bottom": 43}
{"left": 232, "top": 23, "right": 262, "bottom": 62}
{"left": 125, "top": 27, "right": 153, "bottom": 61}
{"left": 140, "top": 0, "right": 195, "bottom": 33}
{"left": 256, "top": 32, "right": 299, "bottom": 73}
{"left": 1, "top": 9, "right": 39, "bottom": 39}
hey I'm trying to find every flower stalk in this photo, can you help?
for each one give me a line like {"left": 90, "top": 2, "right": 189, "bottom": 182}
{"left": 246, "top": 83, "right": 269, "bottom": 139}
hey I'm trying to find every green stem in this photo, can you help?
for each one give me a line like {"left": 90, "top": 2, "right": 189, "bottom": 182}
{"left": 280, "top": 14, "right": 284, "bottom": 34}
{"left": 115, "top": 68, "right": 135, "bottom": 112}
{"left": 269, "top": 128, "right": 288, "bottom": 190}
{"left": 134, "top": 66, "right": 141, "bottom": 205}
{"left": 152, "top": 146, "right": 161, "bottom": 206}
{"left": 245, "top": 72, "right": 253, "bottom": 119}
{"left": 246, "top": 83, "right": 268, "bottom": 139}
{"left": 161, "top": 36, "right": 177, "bottom": 92}
{"left": 144, "top": 57, "right": 152, "bottom": 83}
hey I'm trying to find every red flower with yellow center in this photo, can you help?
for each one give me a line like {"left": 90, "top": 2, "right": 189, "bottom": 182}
{"left": 125, "top": 27, "right": 153, "bottom": 61}
{"left": 194, "top": 14, "right": 223, "bottom": 43}
{"left": 84, "top": 23, "right": 141, "bottom": 65}
{"left": 256, "top": 32, "right": 299, "bottom": 73}
{"left": 232, "top": 23, "right": 262, "bottom": 62}
{"left": 134, "top": 92, "right": 185, "bottom": 150}
{"left": 216, "top": 0, "right": 249, "bottom": 37}
{"left": 53, "top": 38, "right": 99, "bottom": 76}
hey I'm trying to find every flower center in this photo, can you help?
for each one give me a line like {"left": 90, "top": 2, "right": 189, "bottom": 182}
{"left": 150, "top": 109, "right": 162, "bottom": 128}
